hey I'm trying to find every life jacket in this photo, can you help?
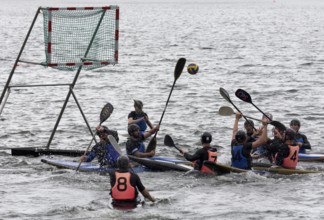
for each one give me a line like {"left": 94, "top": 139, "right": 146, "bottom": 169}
{"left": 111, "top": 172, "right": 136, "bottom": 201}
{"left": 134, "top": 112, "right": 147, "bottom": 132}
{"left": 295, "top": 137, "right": 305, "bottom": 153}
{"left": 103, "top": 144, "right": 120, "bottom": 166}
{"left": 200, "top": 150, "right": 218, "bottom": 173}
{"left": 231, "top": 144, "right": 249, "bottom": 169}
{"left": 281, "top": 145, "right": 299, "bottom": 169}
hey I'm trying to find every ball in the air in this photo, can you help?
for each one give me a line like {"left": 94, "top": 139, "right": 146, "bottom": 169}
{"left": 187, "top": 63, "right": 199, "bottom": 75}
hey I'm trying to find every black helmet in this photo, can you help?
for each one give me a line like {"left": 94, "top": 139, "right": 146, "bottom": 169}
{"left": 134, "top": 100, "right": 143, "bottom": 110}
{"left": 290, "top": 119, "right": 300, "bottom": 127}
{"left": 201, "top": 132, "right": 212, "bottom": 144}
{"left": 244, "top": 119, "right": 254, "bottom": 127}
{"left": 117, "top": 155, "right": 129, "bottom": 170}
{"left": 96, "top": 125, "right": 109, "bottom": 136}
{"left": 285, "top": 128, "right": 296, "bottom": 141}
{"left": 128, "top": 124, "right": 140, "bottom": 135}
{"left": 235, "top": 130, "right": 246, "bottom": 142}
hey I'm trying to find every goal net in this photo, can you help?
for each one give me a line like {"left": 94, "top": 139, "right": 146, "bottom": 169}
{"left": 41, "top": 6, "right": 119, "bottom": 71}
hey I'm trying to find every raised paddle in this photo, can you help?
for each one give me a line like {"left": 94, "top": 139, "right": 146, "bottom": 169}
{"left": 76, "top": 102, "right": 114, "bottom": 172}
{"left": 219, "top": 87, "right": 256, "bottom": 131}
{"left": 219, "top": 106, "right": 286, "bottom": 131}
{"left": 269, "top": 120, "right": 286, "bottom": 132}
{"left": 218, "top": 106, "right": 262, "bottom": 122}
{"left": 146, "top": 58, "right": 186, "bottom": 152}
{"left": 235, "top": 89, "right": 272, "bottom": 121}
{"left": 164, "top": 134, "right": 183, "bottom": 153}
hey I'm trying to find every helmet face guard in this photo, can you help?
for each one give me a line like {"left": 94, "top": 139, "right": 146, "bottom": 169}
{"left": 290, "top": 119, "right": 300, "bottom": 127}
{"left": 128, "top": 124, "right": 140, "bottom": 135}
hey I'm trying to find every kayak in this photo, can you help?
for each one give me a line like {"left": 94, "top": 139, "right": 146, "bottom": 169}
{"left": 41, "top": 156, "right": 192, "bottom": 173}
{"left": 41, "top": 158, "right": 147, "bottom": 173}
{"left": 203, "top": 161, "right": 320, "bottom": 175}
{"left": 203, "top": 161, "right": 248, "bottom": 174}
{"left": 253, "top": 152, "right": 324, "bottom": 162}
{"left": 298, "top": 153, "right": 324, "bottom": 162}
{"left": 128, "top": 155, "right": 193, "bottom": 172}
{"left": 251, "top": 166, "right": 321, "bottom": 175}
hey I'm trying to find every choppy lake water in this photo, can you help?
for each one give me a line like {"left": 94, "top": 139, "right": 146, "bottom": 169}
{"left": 1, "top": 0, "right": 324, "bottom": 219}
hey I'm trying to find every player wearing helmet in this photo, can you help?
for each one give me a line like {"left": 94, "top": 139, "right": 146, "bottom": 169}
{"left": 126, "top": 123, "right": 159, "bottom": 158}
{"left": 180, "top": 132, "right": 218, "bottom": 173}
{"left": 80, "top": 125, "right": 120, "bottom": 167}
{"left": 231, "top": 112, "right": 269, "bottom": 169}
{"left": 109, "top": 155, "right": 156, "bottom": 209}
{"left": 267, "top": 127, "right": 300, "bottom": 169}
{"left": 128, "top": 100, "right": 154, "bottom": 133}
{"left": 290, "top": 119, "right": 311, "bottom": 154}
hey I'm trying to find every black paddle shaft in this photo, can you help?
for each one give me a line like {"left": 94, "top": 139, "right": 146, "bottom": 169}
{"left": 219, "top": 87, "right": 256, "bottom": 131}
{"left": 146, "top": 58, "right": 186, "bottom": 152}
{"left": 157, "top": 58, "right": 186, "bottom": 128}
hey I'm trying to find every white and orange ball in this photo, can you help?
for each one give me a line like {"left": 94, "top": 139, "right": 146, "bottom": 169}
{"left": 187, "top": 63, "right": 199, "bottom": 75}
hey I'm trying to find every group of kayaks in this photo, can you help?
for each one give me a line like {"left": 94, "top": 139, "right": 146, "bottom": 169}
{"left": 41, "top": 151, "right": 324, "bottom": 175}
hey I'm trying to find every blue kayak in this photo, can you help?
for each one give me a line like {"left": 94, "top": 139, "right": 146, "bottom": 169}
{"left": 41, "top": 156, "right": 190, "bottom": 172}
{"left": 298, "top": 153, "right": 324, "bottom": 161}
{"left": 41, "top": 158, "right": 147, "bottom": 172}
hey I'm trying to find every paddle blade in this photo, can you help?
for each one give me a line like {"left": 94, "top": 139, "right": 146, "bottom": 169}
{"left": 219, "top": 87, "right": 232, "bottom": 103}
{"left": 108, "top": 135, "right": 122, "bottom": 155}
{"left": 100, "top": 102, "right": 114, "bottom": 124}
{"left": 270, "top": 121, "right": 286, "bottom": 131}
{"left": 235, "top": 89, "right": 252, "bottom": 103}
{"left": 174, "top": 58, "right": 186, "bottom": 81}
{"left": 219, "top": 106, "right": 234, "bottom": 116}
{"left": 164, "top": 135, "right": 175, "bottom": 147}
{"left": 146, "top": 136, "right": 156, "bottom": 152}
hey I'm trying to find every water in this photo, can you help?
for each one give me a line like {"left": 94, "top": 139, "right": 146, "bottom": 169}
{"left": 1, "top": 0, "right": 324, "bottom": 219}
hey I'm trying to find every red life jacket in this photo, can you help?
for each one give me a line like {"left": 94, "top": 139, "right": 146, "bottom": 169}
{"left": 111, "top": 172, "right": 136, "bottom": 201}
{"left": 282, "top": 145, "right": 299, "bottom": 169}
{"left": 198, "top": 150, "right": 218, "bottom": 173}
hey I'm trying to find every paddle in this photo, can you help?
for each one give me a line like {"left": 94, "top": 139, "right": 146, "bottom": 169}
{"left": 218, "top": 106, "right": 262, "bottom": 122}
{"left": 164, "top": 135, "right": 183, "bottom": 153}
{"left": 235, "top": 89, "right": 272, "bottom": 121}
{"left": 146, "top": 58, "right": 186, "bottom": 152}
{"left": 76, "top": 102, "right": 114, "bottom": 172}
{"left": 108, "top": 135, "right": 122, "bottom": 155}
{"left": 269, "top": 120, "right": 286, "bottom": 132}
{"left": 219, "top": 87, "right": 256, "bottom": 131}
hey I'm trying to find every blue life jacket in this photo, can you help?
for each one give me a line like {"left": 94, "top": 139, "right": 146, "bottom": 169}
{"left": 137, "top": 119, "right": 147, "bottom": 132}
{"left": 138, "top": 141, "right": 145, "bottom": 153}
{"left": 295, "top": 137, "right": 305, "bottom": 153}
{"left": 103, "top": 144, "right": 120, "bottom": 166}
{"left": 232, "top": 144, "right": 249, "bottom": 169}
